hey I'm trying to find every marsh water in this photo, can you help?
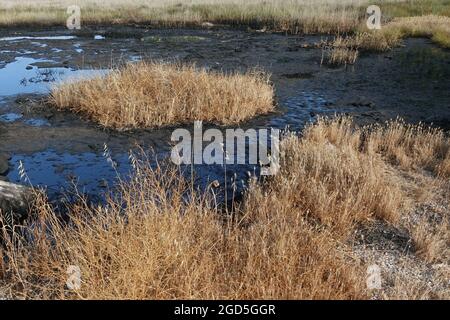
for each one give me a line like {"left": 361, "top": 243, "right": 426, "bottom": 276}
{"left": 0, "top": 26, "right": 449, "bottom": 203}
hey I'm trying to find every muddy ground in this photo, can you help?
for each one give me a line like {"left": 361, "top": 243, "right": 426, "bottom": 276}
{"left": 0, "top": 26, "right": 449, "bottom": 200}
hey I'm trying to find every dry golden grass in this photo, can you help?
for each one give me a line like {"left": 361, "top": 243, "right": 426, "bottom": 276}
{"left": 325, "top": 15, "right": 450, "bottom": 65}
{"left": 353, "top": 28, "right": 403, "bottom": 51}
{"left": 388, "top": 15, "right": 450, "bottom": 37}
{"left": 7, "top": 1, "right": 449, "bottom": 35}
{"left": 365, "top": 119, "right": 450, "bottom": 177}
{"left": 50, "top": 62, "right": 274, "bottom": 129}
{"left": 268, "top": 117, "right": 407, "bottom": 231}
{"left": 0, "top": 0, "right": 370, "bottom": 32}
{"left": 438, "top": 151, "right": 450, "bottom": 177}
{"left": 411, "top": 218, "right": 449, "bottom": 264}
{"left": 389, "top": 15, "right": 450, "bottom": 48}
{"left": 326, "top": 47, "right": 359, "bottom": 65}
{"left": 1, "top": 0, "right": 449, "bottom": 55}
{"left": 323, "top": 35, "right": 360, "bottom": 65}
{"left": 0, "top": 162, "right": 366, "bottom": 299}
{"left": 1, "top": 117, "right": 448, "bottom": 299}
{"left": 323, "top": 28, "right": 402, "bottom": 65}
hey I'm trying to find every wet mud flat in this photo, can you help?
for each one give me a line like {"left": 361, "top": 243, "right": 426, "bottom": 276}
{"left": 0, "top": 26, "right": 449, "bottom": 202}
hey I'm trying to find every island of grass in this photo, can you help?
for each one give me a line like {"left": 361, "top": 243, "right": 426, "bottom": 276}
{"left": 50, "top": 61, "right": 274, "bottom": 129}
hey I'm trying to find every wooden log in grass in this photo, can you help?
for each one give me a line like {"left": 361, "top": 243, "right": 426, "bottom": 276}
{"left": 0, "top": 180, "right": 33, "bottom": 225}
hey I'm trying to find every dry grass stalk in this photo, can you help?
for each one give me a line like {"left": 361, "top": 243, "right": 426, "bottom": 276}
{"left": 324, "top": 35, "right": 360, "bottom": 65}
{"left": 411, "top": 218, "right": 449, "bottom": 264}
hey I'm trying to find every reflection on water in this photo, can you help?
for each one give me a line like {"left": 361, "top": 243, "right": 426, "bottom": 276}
{"left": 0, "top": 36, "right": 76, "bottom": 41}
{"left": 0, "top": 57, "right": 108, "bottom": 96}
{"left": 270, "top": 91, "right": 337, "bottom": 131}
{"left": 8, "top": 151, "right": 131, "bottom": 199}
{"left": 396, "top": 45, "right": 450, "bottom": 86}
{"left": 0, "top": 112, "right": 23, "bottom": 122}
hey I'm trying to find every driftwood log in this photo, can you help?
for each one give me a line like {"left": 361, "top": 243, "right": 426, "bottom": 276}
{"left": 0, "top": 180, "right": 33, "bottom": 224}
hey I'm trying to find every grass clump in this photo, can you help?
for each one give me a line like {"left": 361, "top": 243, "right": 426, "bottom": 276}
{"left": 366, "top": 119, "right": 450, "bottom": 177}
{"left": 323, "top": 35, "right": 360, "bottom": 65}
{"left": 353, "top": 28, "right": 404, "bottom": 51}
{"left": 324, "top": 14, "right": 450, "bottom": 65}
{"left": 252, "top": 117, "right": 407, "bottom": 233}
{"left": 50, "top": 61, "right": 274, "bottom": 129}
{"left": 323, "top": 27, "right": 403, "bottom": 65}
{"left": 327, "top": 47, "right": 359, "bottom": 65}
{"left": 388, "top": 15, "right": 450, "bottom": 48}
